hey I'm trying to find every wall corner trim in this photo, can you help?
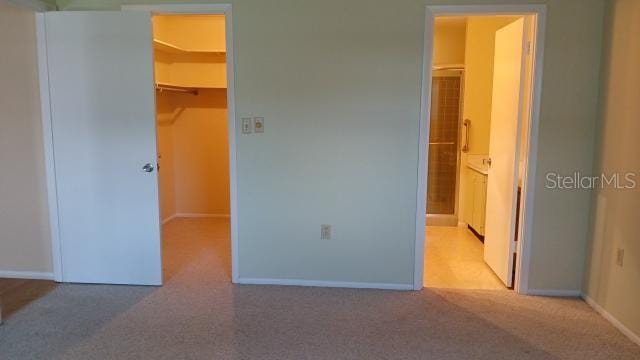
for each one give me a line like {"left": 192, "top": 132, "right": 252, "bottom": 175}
{"left": 237, "top": 278, "right": 414, "bottom": 291}
{"left": 583, "top": 294, "right": 640, "bottom": 347}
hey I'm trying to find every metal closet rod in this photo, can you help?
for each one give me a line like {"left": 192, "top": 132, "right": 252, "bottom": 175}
{"left": 155, "top": 83, "right": 199, "bottom": 95}
{"left": 432, "top": 65, "right": 465, "bottom": 71}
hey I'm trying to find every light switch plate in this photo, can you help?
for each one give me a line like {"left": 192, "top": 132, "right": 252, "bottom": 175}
{"left": 321, "top": 224, "right": 331, "bottom": 240}
{"left": 241, "top": 118, "right": 252, "bottom": 134}
{"left": 254, "top": 117, "right": 265, "bottom": 133}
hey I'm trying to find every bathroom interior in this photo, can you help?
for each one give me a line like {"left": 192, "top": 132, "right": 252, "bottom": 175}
{"left": 424, "top": 15, "right": 533, "bottom": 290}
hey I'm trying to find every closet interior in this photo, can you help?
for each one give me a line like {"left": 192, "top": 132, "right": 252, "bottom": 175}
{"left": 153, "top": 15, "right": 230, "bottom": 276}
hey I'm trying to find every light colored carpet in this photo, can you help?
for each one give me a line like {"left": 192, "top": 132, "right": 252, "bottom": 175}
{"left": 0, "top": 218, "right": 638, "bottom": 359}
{"left": 424, "top": 226, "right": 506, "bottom": 290}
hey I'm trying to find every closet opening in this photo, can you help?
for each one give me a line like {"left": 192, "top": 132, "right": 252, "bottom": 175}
{"left": 420, "top": 11, "right": 541, "bottom": 291}
{"left": 153, "top": 14, "right": 232, "bottom": 281}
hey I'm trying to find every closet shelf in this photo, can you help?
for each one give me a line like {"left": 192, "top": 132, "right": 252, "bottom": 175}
{"left": 153, "top": 39, "right": 225, "bottom": 55}
{"left": 155, "top": 82, "right": 226, "bottom": 95}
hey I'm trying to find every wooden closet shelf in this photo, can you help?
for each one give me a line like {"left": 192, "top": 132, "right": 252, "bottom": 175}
{"left": 153, "top": 39, "right": 225, "bottom": 56}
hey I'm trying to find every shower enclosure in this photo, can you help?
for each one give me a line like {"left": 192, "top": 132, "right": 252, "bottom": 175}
{"left": 426, "top": 69, "right": 464, "bottom": 226}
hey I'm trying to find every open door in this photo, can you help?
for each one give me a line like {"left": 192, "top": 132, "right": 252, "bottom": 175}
{"left": 483, "top": 18, "right": 527, "bottom": 287}
{"left": 45, "top": 12, "right": 162, "bottom": 285}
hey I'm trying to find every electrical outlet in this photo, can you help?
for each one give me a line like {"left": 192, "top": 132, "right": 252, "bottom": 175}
{"left": 254, "top": 117, "right": 265, "bottom": 133}
{"left": 241, "top": 117, "right": 252, "bottom": 134}
{"left": 320, "top": 224, "right": 331, "bottom": 240}
{"left": 616, "top": 248, "right": 624, "bottom": 267}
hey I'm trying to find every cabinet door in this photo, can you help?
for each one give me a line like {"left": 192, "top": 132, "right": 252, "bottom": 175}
{"left": 470, "top": 172, "right": 478, "bottom": 230}
{"left": 471, "top": 173, "right": 487, "bottom": 235}
{"left": 45, "top": 11, "right": 162, "bottom": 285}
{"left": 476, "top": 175, "right": 487, "bottom": 235}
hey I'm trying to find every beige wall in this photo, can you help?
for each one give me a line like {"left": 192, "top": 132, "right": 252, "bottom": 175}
{"left": 526, "top": 1, "right": 604, "bottom": 291}
{"left": 157, "top": 91, "right": 230, "bottom": 219}
{"left": 153, "top": 14, "right": 225, "bottom": 51}
{"left": 584, "top": 0, "right": 640, "bottom": 338}
{"left": 172, "top": 90, "right": 230, "bottom": 216}
{"left": 433, "top": 17, "right": 466, "bottom": 66}
{"left": 29, "top": 0, "right": 606, "bottom": 290}
{"left": 0, "top": 0, "right": 52, "bottom": 274}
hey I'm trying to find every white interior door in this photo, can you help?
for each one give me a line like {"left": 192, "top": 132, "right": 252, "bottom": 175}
{"left": 46, "top": 11, "right": 161, "bottom": 285}
{"left": 484, "top": 18, "right": 527, "bottom": 287}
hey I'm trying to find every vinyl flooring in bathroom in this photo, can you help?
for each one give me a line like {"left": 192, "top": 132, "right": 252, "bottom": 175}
{"left": 424, "top": 226, "right": 507, "bottom": 290}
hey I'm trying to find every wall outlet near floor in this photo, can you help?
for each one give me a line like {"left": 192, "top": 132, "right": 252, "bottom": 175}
{"left": 320, "top": 224, "right": 332, "bottom": 240}
{"left": 616, "top": 248, "right": 624, "bottom": 267}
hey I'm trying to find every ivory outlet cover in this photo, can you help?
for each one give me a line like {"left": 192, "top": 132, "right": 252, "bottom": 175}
{"left": 254, "top": 117, "right": 264, "bottom": 133}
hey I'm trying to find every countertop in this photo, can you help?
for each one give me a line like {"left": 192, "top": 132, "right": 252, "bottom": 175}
{"left": 466, "top": 155, "right": 489, "bottom": 175}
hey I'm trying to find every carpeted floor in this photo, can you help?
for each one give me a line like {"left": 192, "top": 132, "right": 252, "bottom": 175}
{"left": 0, "top": 218, "right": 639, "bottom": 359}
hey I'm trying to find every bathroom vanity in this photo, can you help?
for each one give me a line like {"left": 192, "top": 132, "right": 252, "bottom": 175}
{"left": 466, "top": 156, "right": 489, "bottom": 239}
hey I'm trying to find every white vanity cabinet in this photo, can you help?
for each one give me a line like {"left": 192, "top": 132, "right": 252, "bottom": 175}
{"left": 468, "top": 168, "right": 488, "bottom": 236}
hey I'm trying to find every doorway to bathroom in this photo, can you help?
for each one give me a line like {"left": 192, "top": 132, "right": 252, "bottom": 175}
{"left": 416, "top": 6, "right": 545, "bottom": 292}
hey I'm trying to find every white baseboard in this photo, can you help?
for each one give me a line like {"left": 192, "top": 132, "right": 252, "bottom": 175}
{"left": 583, "top": 295, "right": 640, "bottom": 347}
{"left": 512, "top": 289, "right": 640, "bottom": 346}
{"left": 162, "top": 213, "right": 230, "bottom": 224}
{"left": 236, "top": 277, "right": 414, "bottom": 291}
{"left": 0, "top": 270, "right": 55, "bottom": 280}
{"left": 8, "top": 0, "right": 56, "bottom": 11}
{"left": 526, "top": 289, "right": 582, "bottom": 297}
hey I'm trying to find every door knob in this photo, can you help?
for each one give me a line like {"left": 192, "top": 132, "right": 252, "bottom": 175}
{"left": 142, "top": 163, "right": 155, "bottom": 172}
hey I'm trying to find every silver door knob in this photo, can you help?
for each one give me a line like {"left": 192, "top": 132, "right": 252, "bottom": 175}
{"left": 142, "top": 163, "right": 155, "bottom": 172}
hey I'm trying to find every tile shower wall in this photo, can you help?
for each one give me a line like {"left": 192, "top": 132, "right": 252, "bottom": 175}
{"left": 427, "top": 76, "right": 461, "bottom": 215}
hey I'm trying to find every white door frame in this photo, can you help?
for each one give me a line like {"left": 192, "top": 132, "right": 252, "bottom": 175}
{"left": 36, "top": 13, "right": 61, "bottom": 281}
{"left": 36, "top": 4, "right": 240, "bottom": 283}
{"left": 415, "top": 4, "right": 547, "bottom": 293}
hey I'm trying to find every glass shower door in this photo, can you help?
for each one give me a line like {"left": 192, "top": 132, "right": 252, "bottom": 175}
{"left": 426, "top": 75, "right": 462, "bottom": 216}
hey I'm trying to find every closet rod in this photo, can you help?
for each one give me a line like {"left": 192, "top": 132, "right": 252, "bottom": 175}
{"left": 432, "top": 65, "right": 465, "bottom": 71}
{"left": 155, "top": 84, "right": 199, "bottom": 95}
